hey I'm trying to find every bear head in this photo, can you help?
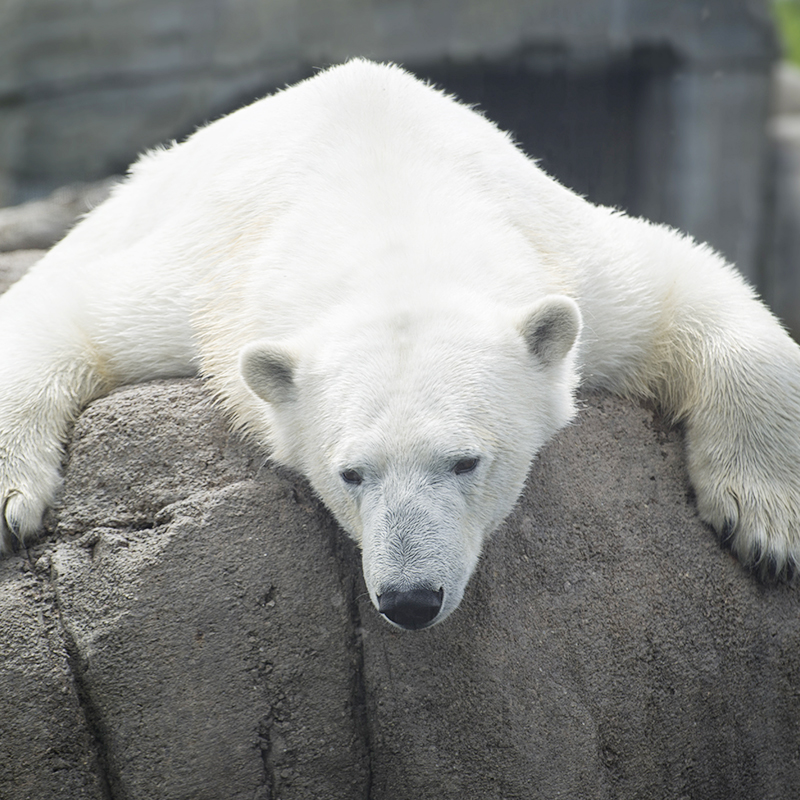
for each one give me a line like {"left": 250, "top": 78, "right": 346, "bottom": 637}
{"left": 240, "top": 295, "right": 581, "bottom": 629}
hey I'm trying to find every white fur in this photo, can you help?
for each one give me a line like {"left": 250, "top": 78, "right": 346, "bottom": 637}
{"left": 2, "top": 60, "right": 799, "bottom": 626}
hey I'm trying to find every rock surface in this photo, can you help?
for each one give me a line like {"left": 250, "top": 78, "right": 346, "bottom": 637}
{"left": 1, "top": 377, "right": 798, "bottom": 800}
{"left": 0, "top": 249, "right": 45, "bottom": 293}
{"left": 0, "top": 179, "right": 118, "bottom": 252}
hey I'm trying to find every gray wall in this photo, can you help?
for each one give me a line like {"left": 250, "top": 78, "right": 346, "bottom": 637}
{"left": 0, "top": 0, "right": 778, "bottom": 283}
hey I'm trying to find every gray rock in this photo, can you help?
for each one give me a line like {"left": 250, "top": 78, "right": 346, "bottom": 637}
{"left": 0, "top": 249, "right": 45, "bottom": 293}
{"left": 361, "top": 395, "right": 800, "bottom": 799}
{"left": 1, "top": 377, "right": 797, "bottom": 799}
{"left": 0, "top": 179, "right": 117, "bottom": 252}
{"left": 0, "top": 557, "right": 106, "bottom": 800}
{"left": 47, "top": 380, "right": 370, "bottom": 799}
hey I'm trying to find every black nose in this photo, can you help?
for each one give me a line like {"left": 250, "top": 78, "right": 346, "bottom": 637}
{"left": 377, "top": 587, "right": 444, "bottom": 630}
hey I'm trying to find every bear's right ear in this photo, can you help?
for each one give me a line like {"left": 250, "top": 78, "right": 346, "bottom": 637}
{"left": 517, "top": 295, "right": 582, "bottom": 367}
{"left": 239, "top": 341, "right": 298, "bottom": 404}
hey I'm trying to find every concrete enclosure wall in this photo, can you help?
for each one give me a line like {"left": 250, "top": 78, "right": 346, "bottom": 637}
{"left": 0, "top": 0, "right": 777, "bottom": 284}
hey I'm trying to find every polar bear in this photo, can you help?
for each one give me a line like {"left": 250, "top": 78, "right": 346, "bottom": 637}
{"left": 1, "top": 59, "right": 800, "bottom": 629}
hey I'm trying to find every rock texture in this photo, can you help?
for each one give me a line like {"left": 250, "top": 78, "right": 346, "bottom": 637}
{"left": 1, "top": 377, "right": 799, "bottom": 800}
{"left": 0, "top": 179, "right": 118, "bottom": 252}
{"left": 0, "top": 249, "right": 45, "bottom": 293}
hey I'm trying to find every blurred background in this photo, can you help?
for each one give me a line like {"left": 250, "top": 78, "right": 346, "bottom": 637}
{"left": 3, "top": 0, "right": 800, "bottom": 333}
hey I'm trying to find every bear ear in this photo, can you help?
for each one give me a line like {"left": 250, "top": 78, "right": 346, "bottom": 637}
{"left": 239, "top": 340, "right": 298, "bottom": 404}
{"left": 517, "top": 295, "right": 582, "bottom": 367}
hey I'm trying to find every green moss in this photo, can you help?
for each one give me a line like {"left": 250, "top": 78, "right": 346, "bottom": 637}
{"left": 775, "top": 0, "right": 800, "bottom": 64}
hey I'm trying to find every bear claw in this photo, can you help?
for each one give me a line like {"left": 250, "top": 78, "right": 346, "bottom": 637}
{"left": 720, "top": 518, "right": 736, "bottom": 544}
{"left": 2, "top": 490, "right": 23, "bottom": 541}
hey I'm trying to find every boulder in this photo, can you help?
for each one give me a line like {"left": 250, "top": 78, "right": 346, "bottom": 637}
{"left": 0, "top": 179, "right": 118, "bottom": 252}
{"left": 0, "top": 557, "right": 106, "bottom": 799}
{"left": 1, "top": 376, "right": 798, "bottom": 800}
{"left": 0, "top": 249, "right": 45, "bottom": 293}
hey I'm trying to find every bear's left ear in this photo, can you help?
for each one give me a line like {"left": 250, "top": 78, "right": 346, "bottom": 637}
{"left": 239, "top": 340, "right": 298, "bottom": 404}
{"left": 517, "top": 295, "right": 582, "bottom": 367}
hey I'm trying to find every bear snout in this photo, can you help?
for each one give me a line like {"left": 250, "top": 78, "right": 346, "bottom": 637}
{"left": 377, "top": 587, "right": 444, "bottom": 630}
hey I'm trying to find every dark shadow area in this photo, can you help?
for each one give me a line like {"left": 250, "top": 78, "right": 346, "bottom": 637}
{"left": 417, "top": 48, "right": 678, "bottom": 216}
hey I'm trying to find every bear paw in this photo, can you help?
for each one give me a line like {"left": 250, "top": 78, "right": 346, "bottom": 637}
{"left": 0, "top": 457, "right": 62, "bottom": 554}
{"left": 689, "top": 455, "right": 800, "bottom": 580}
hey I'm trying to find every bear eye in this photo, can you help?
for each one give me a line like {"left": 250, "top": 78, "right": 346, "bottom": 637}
{"left": 340, "top": 469, "right": 363, "bottom": 486}
{"left": 453, "top": 457, "right": 480, "bottom": 475}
